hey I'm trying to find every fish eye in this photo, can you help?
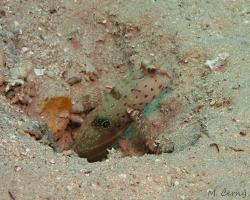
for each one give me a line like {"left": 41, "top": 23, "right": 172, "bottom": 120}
{"left": 101, "top": 119, "right": 110, "bottom": 128}
{"left": 93, "top": 117, "right": 111, "bottom": 129}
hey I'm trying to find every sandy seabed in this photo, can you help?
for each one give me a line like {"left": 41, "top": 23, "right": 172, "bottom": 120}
{"left": 0, "top": 0, "right": 249, "bottom": 199}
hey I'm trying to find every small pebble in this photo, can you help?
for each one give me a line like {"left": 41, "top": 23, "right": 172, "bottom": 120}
{"left": 91, "top": 183, "right": 97, "bottom": 188}
{"left": 0, "top": 9, "right": 6, "bottom": 17}
{"left": 239, "top": 131, "right": 247, "bottom": 136}
{"left": 119, "top": 174, "right": 127, "bottom": 179}
{"left": 20, "top": 148, "right": 30, "bottom": 156}
{"left": 34, "top": 68, "right": 45, "bottom": 76}
{"left": 63, "top": 150, "right": 74, "bottom": 156}
{"left": 50, "top": 159, "right": 55, "bottom": 164}
{"left": 14, "top": 166, "right": 22, "bottom": 172}
{"left": 9, "top": 20, "right": 22, "bottom": 35}
{"left": 174, "top": 180, "right": 179, "bottom": 186}
{"left": 84, "top": 170, "right": 91, "bottom": 177}
{"left": 21, "top": 47, "right": 30, "bottom": 54}
{"left": 49, "top": 8, "right": 57, "bottom": 14}
{"left": 66, "top": 185, "right": 73, "bottom": 191}
{"left": 67, "top": 76, "right": 82, "bottom": 85}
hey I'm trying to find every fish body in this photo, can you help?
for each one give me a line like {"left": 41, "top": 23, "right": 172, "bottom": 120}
{"left": 73, "top": 66, "right": 171, "bottom": 161}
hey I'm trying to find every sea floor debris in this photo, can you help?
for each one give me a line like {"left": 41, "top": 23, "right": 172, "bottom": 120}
{"left": 0, "top": 0, "right": 249, "bottom": 199}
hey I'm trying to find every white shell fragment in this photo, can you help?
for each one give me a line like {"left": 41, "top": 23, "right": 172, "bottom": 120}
{"left": 205, "top": 53, "right": 229, "bottom": 71}
{"left": 34, "top": 68, "right": 46, "bottom": 76}
{"left": 5, "top": 79, "right": 24, "bottom": 92}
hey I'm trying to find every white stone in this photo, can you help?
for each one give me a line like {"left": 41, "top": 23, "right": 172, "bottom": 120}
{"left": 34, "top": 68, "right": 45, "bottom": 76}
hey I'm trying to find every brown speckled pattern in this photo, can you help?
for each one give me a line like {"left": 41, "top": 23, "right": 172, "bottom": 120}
{"left": 73, "top": 67, "right": 171, "bottom": 161}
